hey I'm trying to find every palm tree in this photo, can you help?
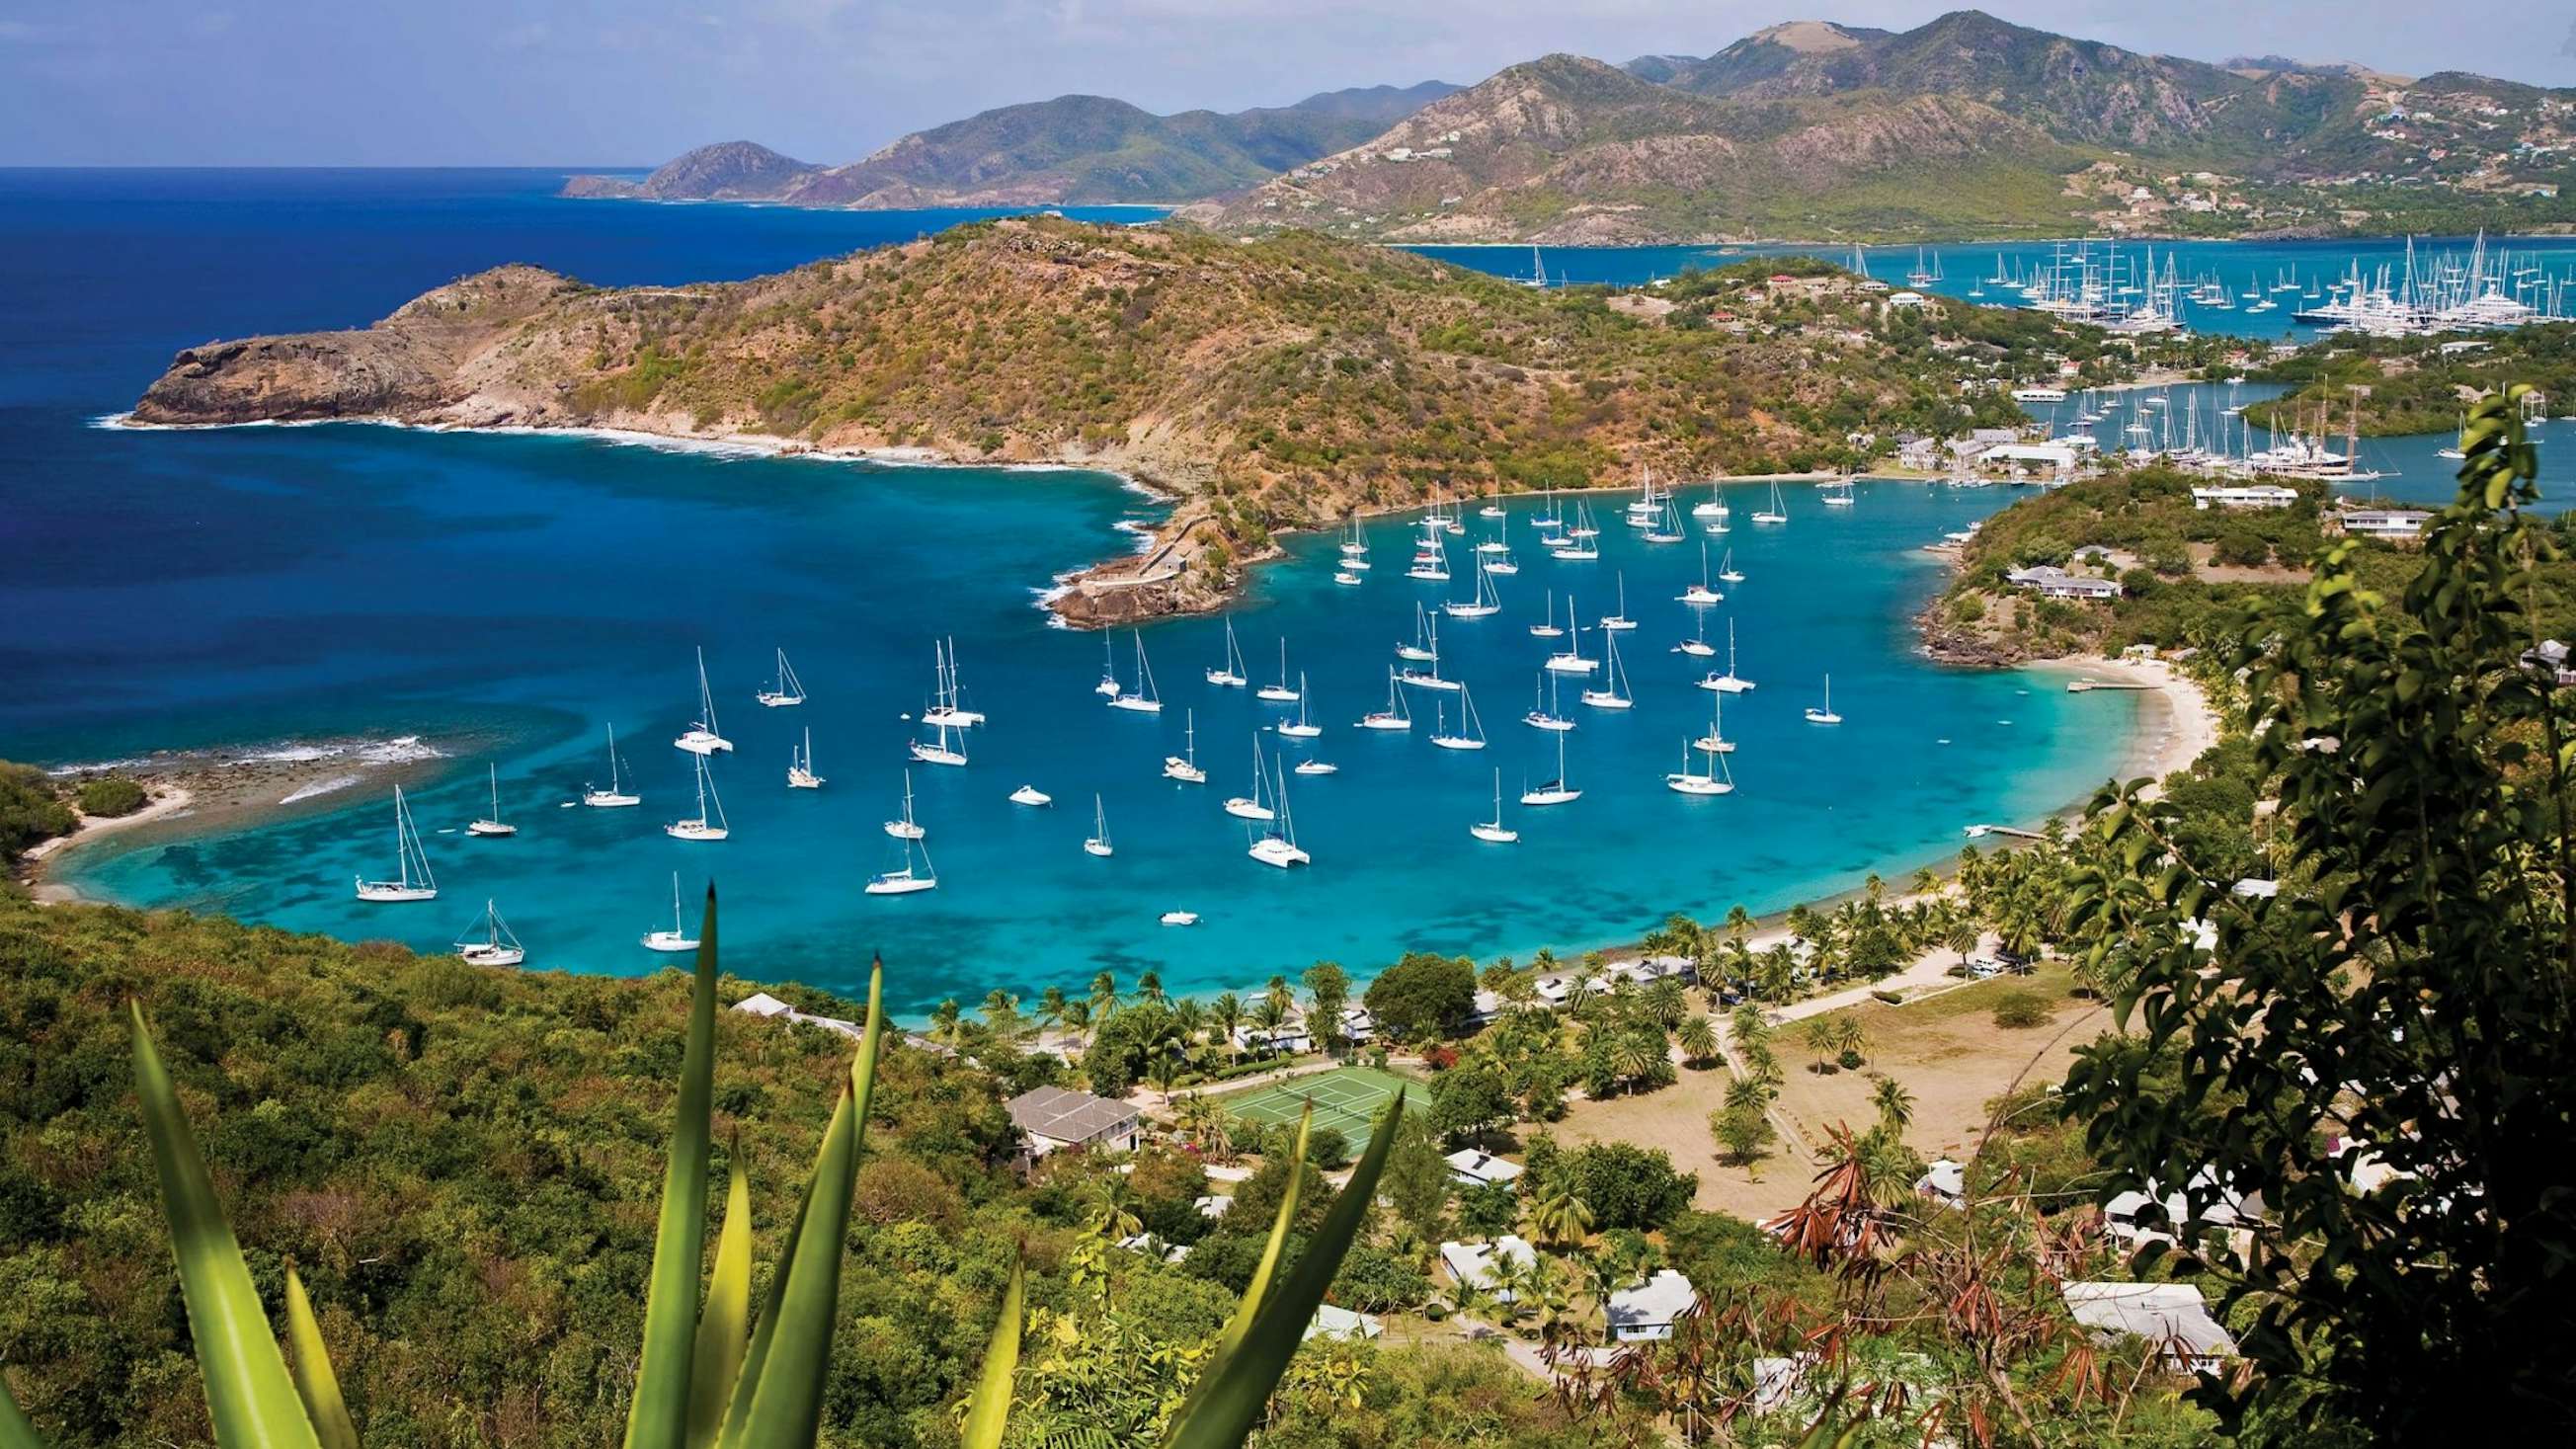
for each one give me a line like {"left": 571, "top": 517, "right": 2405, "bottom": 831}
{"left": 1060, "top": 999, "right": 1092, "bottom": 1051}
{"left": 1870, "top": 1075, "right": 1915, "bottom": 1136}
{"left": 1723, "top": 903, "right": 1754, "bottom": 945}
{"left": 1911, "top": 865, "right": 1942, "bottom": 899}
{"left": 1443, "top": 1276, "right": 1497, "bottom": 1326}
{"left": 1614, "top": 1031, "right": 1663, "bottom": 1093}
{"left": 1211, "top": 991, "right": 1245, "bottom": 1064}
{"left": 929, "top": 998, "right": 963, "bottom": 1047}
{"left": 1084, "top": 1178, "right": 1144, "bottom": 1243}
{"left": 1675, "top": 1014, "right": 1718, "bottom": 1067}
{"left": 1830, "top": 1015, "right": 1869, "bottom": 1066}
{"left": 1248, "top": 994, "right": 1290, "bottom": 1054}
{"left": 1264, "top": 974, "right": 1295, "bottom": 1023}
{"left": 1148, "top": 1048, "right": 1184, "bottom": 1104}
{"left": 1947, "top": 918, "right": 1983, "bottom": 971}
{"left": 1525, "top": 1186, "right": 1594, "bottom": 1248}
{"left": 1037, "top": 985, "right": 1068, "bottom": 1037}
{"left": 1801, "top": 1015, "right": 1837, "bottom": 1072}
{"left": 1088, "top": 970, "right": 1120, "bottom": 1021}
{"left": 1136, "top": 970, "right": 1167, "bottom": 1007}
{"left": 1642, "top": 977, "right": 1689, "bottom": 1031}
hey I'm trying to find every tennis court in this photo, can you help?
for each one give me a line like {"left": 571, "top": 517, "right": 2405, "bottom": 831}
{"left": 1214, "top": 1065, "right": 1425, "bottom": 1140}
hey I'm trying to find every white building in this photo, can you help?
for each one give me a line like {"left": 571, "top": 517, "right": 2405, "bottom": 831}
{"left": 1606, "top": 1269, "right": 1697, "bottom": 1341}
{"left": 2336, "top": 506, "right": 2432, "bottom": 540}
{"left": 1304, "top": 1304, "right": 1383, "bottom": 1341}
{"left": 2062, "top": 1282, "right": 2237, "bottom": 1373}
{"left": 1006, "top": 1086, "right": 1141, "bottom": 1162}
{"left": 1439, "top": 1236, "right": 1537, "bottom": 1299}
{"left": 1914, "top": 1158, "right": 1967, "bottom": 1209}
{"left": 2006, "top": 566, "right": 2123, "bottom": 601}
{"left": 2192, "top": 484, "right": 2300, "bottom": 511}
{"left": 1444, "top": 1149, "right": 1525, "bottom": 1190}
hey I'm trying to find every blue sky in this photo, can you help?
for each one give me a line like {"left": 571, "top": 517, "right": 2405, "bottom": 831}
{"left": 5, "top": 1, "right": 2570, "bottom": 166}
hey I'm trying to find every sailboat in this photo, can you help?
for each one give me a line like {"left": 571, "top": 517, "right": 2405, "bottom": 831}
{"left": 885, "top": 770, "right": 926, "bottom": 839}
{"left": 1256, "top": 640, "right": 1300, "bottom": 702}
{"left": 1165, "top": 710, "right": 1209, "bottom": 782}
{"left": 453, "top": 900, "right": 524, "bottom": 967}
{"left": 788, "top": 729, "right": 824, "bottom": 789}
{"left": 1597, "top": 574, "right": 1635, "bottom": 631}
{"left": 584, "top": 725, "right": 641, "bottom": 808}
{"left": 1207, "top": 619, "right": 1249, "bottom": 687}
{"left": 1108, "top": 630, "right": 1164, "bottom": 713}
{"left": 1407, "top": 528, "right": 1451, "bottom": 582}
{"left": 864, "top": 836, "right": 937, "bottom": 895}
{"left": 1224, "top": 738, "right": 1277, "bottom": 820}
{"left": 1247, "top": 756, "right": 1311, "bottom": 867}
{"left": 1699, "top": 620, "right": 1755, "bottom": 693}
{"left": 1429, "top": 684, "right": 1489, "bottom": 751}
{"left": 467, "top": 764, "right": 516, "bottom": 836}
{"left": 1398, "top": 604, "right": 1439, "bottom": 662}
{"left": 1525, "top": 672, "right": 1574, "bottom": 732}
{"left": 1529, "top": 590, "right": 1566, "bottom": 639}
{"left": 665, "top": 754, "right": 731, "bottom": 841}
{"left": 1442, "top": 557, "right": 1501, "bottom": 618}
{"left": 1094, "top": 635, "right": 1121, "bottom": 697}
{"left": 676, "top": 647, "right": 734, "bottom": 755}
{"left": 1696, "top": 691, "right": 1735, "bottom": 755}
{"left": 756, "top": 648, "right": 807, "bottom": 707}
{"left": 1084, "top": 795, "right": 1114, "bottom": 857}
{"left": 1357, "top": 669, "right": 1412, "bottom": 731}
{"left": 1470, "top": 768, "right": 1519, "bottom": 844}
{"left": 1691, "top": 487, "right": 1730, "bottom": 523}
{"left": 354, "top": 786, "right": 438, "bottom": 902}
{"left": 1665, "top": 741, "right": 1735, "bottom": 796}
{"left": 1545, "top": 613, "right": 1598, "bottom": 676}
{"left": 1397, "top": 629, "right": 1458, "bottom": 691}
{"left": 1718, "top": 549, "right": 1745, "bottom": 584}
{"left": 642, "top": 873, "right": 699, "bottom": 952}
{"left": 1550, "top": 516, "right": 1600, "bottom": 561}
{"left": 1821, "top": 476, "right": 1856, "bottom": 509}
{"left": 1643, "top": 499, "right": 1686, "bottom": 544}
{"left": 1580, "top": 627, "right": 1634, "bottom": 709}
{"left": 909, "top": 707, "right": 969, "bottom": 765}
{"left": 1750, "top": 482, "right": 1788, "bottom": 525}
{"left": 1678, "top": 543, "right": 1723, "bottom": 604}
{"left": 1339, "top": 515, "right": 1371, "bottom": 561}
{"left": 1675, "top": 611, "right": 1716, "bottom": 658}
{"left": 1277, "top": 676, "right": 1323, "bottom": 739}
{"left": 1805, "top": 674, "right": 1843, "bottom": 725}
{"left": 923, "top": 640, "right": 984, "bottom": 727}
{"left": 1519, "top": 731, "right": 1580, "bottom": 806}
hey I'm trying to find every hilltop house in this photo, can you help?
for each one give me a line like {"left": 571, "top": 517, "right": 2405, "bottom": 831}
{"left": 1439, "top": 1236, "right": 1537, "bottom": 1299}
{"left": 2334, "top": 505, "right": 2434, "bottom": 540}
{"left": 1305, "top": 1305, "right": 1383, "bottom": 1341}
{"left": 1606, "top": 1269, "right": 1698, "bottom": 1341}
{"left": 1006, "top": 1086, "right": 1140, "bottom": 1163}
{"left": 2006, "top": 565, "right": 2123, "bottom": 601}
{"left": 2062, "top": 1282, "right": 2237, "bottom": 1374}
{"left": 2192, "top": 484, "right": 2300, "bottom": 511}
{"left": 1445, "top": 1149, "right": 1525, "bottom": 1190}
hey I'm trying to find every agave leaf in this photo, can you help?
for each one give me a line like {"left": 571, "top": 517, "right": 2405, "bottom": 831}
{"left": 1210, "top": 1106, "right": 1312, "bottom": 1370}
{"left": 714, "top": 1160, "right": 816, "bottom": 1449}
{"left": 623, "top": 886, "right": 723, "bottom": 1449}
{"left": 1161, "top": 1090, "right": 1404, "bottom": 1449}
{"left": 719, "top": 959, "right": 885, "bottom": 1449}
{"left": 282, "top": 1264, "right": 357, "bottom": 1449}
{"left": 127, "top": 1003, "right": 324, "bottom": 1449}
{"left": 959, "top": 1256, "right": 1025, "bottom": 1449}
{"left": 685, "top": 1153, "right": 755, "bottom": 1449}
{"left": 0, "top": 1372, "right": 45, "bottom": 1449}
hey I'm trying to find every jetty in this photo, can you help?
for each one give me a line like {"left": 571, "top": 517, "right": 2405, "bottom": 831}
{"left": 2065, "top": 677, "right": 2151, "bottom": 692}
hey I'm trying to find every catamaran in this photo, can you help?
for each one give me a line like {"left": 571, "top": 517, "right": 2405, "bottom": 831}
{"left": 788, "top": 729, "right": 824, "bottom": 789}
{"left": 676, "top": 648, "right": 734, "bottom": 755}
{"left": 1598, "top": 574, "right": 1636, "bottom": 631}
{"left": 1520, "top": 731, "right": 1580, "bottom": 806}
{"left": 1699, "top": 620, "right": 1755, "bottom": 693}
{"left": 1108, "top": 630, "right": 1164, "bottom": 713}
{"left": 1429, "top": 684, "right": 1489, "bottom": 751}
{"left": 467, "top": 764, "right": 516, "bottom": 837}
{"left": 1665, "top": 741, "right": 1736, "bottom": 796}
{"left": 923, "top": 640, "right": 984, "bottom": 727}
{"left": 1248, "top": 756, "right": 1310, "bottom": 868}
{"left": 1224, "top": 738, "right": 1276, "bottom": 820}
{"left": 1525, "top": 672, "right": 1574, "bottom": 732}
{"left": 1805, "top": 674, "right": 1843, "bottom": 725}
{"left": 584, "top": 725, "right": 641, "bottom": 808}
{"left": 1207, "top": 619, "right": 1249, "bottom": 687}
{"left": 1399, "top": 604, "right": 1439, "bottom": 662}
{"left": 1165, "top": 710, "right": 1208, "bottom": 782}
{"left": 1470, "top": 768, "right": 1519, "bottom": 844}
{"left": 665, "top": 754, "right": 731, "bottom": 841}
{"left": 1443, "top": 557, "right": 1501, "bottom": 619}
{"left": 884, "top": 770, "right": 926, "bottom": 840}
{"left": 1580, "top": 627, "right": 1634, "bottom": 709}
{"left": 1529, "top": 590, "right": 1566, "bottom": 640}
{"left": 1278, "top": 676, "right": 1323, "bottom": 738}
{"left": 1750, "top": 482, "right": 1789, "bottom": 525}
{"left": 1678, "top": 543, "right": 1723, "bottom": 604}
{"left": 354, "top": 786, "right": 438, "bottom": 902}
{"left": 1695, "top": 691, "right": 1734, "bottom": 755}
{"left": 1084, "top": 795, "right": 1114, "bottom": 857}
{"left": 642, "top": 873, "right": 698, "bottom": 952}
{"left": 756, "top": 648, "right": 807, "bottom": 707}
{"left": 1357, "top": 669, "right": 1412, "bottom": 731}
{"left": 864, "top": 836, "right": 937, "bottom": 895}
{"left": 453, "top": 900, "right": 524, "bottom": 967}
{"left": 1256, "top": 640, "right": 1301, "bottom": 702}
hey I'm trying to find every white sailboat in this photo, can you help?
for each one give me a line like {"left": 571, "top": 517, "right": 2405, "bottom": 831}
{"left": 1206, "top": 618, "right": 1249, "bottom": 687}
{"left": 1597, "top": 575, "right": 1636, "bottom": 631}
{"left": 1580, "top": 627, "right": 1634, "bottom": 709}
{"left": 642, "top": 874, "right": 700, "bottom": 953}
{"left": 1442, "top": 557, "right": 1501, "bottom": 619}
{"left": 1398, "top": 604, "right": 1439, "bottom": 662}
{"left": 583, "top": 725, "right": 641, "bottom": 808}
{"left": 1643, "top": 500, "right": 1686, "bottom": 544}
{"left": 676, "top": 648, "right": 734, "bottom": 755}
{"left": 1084, "top": 795, "right": 1114, "bottom": 857}
{"left": 1470, "top": 768, "right": 1519, "bottom": 844}
{"left": 1339, "top": 515, "right": 1371, "bottom": 560}
{"left": 1357, "top": 669, "right": 1412, "bottom": 731}
{"left": 1248, "top": 756, "right": 1310, "bottom": 868}
{"left": 1750, "top": 481, "right": 1789, "bottom": 525}
{"left": 1429, "top": 684, "right": 1489, "bottom": 751}
{"left": 1675, "top": 611, "right": 1716, "bottom": 659}
{"left": 354, "top": 786, "right": 438, "bottom": 902}
{"left": 1397, "top": 627, "right": 1458, "bottom": 690}
{"left": 756, "top": 648, "right": 807, "bottom": 707}
{"left": 1718, "top": 549, "right": 1745, "bottom": 584}
{"left": 1546, "top": 598, "right": 1597, "bottom": 675}
{"left": 1108, "top": 630, "right": 1164, "bottom": 713}
{"left": 1529, "top": 590, "right": 1565, "bottom": 639}
{"left": 1695, "top": 691, "right": 1735, "bottom": 755}
{"left": 665, "top": 754, "right": 731, "bottom": 841}
{"left": 1691, "top": 488, "right": 1731, "bottom": 522}
{"left": 453, "top": 899, "right": 524, "bottom": 967}
{"left": 1519, "top": 731, "right": 1580, "bottom": 806}
{"left": 1164, "top": 710, "right": 1209, "bottom": 782}
{"left": 1277, "top": 676, "right": 1323, "bottom": 739}
{"left": 885, "top": 769, "right": 926, "bottom": 839}
{"left": 923, "top": 640, "right": 984, "bottom": 728}
{"left": 467, "top": 764, "right": 517, "bottom": 837}
{"left": 1407, "top": 529, "right": 1451, "bottom": 582}
{"left": 1821, "top": 477, "right": 1856, "bottom": 509}
{"left": 864, "top": 837, "right": 937, "bottom": 895}
{"left": 1550, "top": 518, "right": 1600, "bottom": 561}
{"left": 1095, "top": 635, "right": 1122, "bottom": 697}
{"left": 1525, "top": 672, "right": 1574, "bottom": 732}
{"left": 1805, "top": 674, "right": 1843, "bottom": 725}
{"left": 1224, "top": 737, "right": 1277, "bottom": 820}
{"left": 1666, "top": 740, "right": 1735, "bottom": 796}
{"left": 909, "top": 716, "right": 968, "bottom": 767}
{"left": 1699, "top": 620, "right": 1756, "bottom": 693}
{"left": 1256, "top": 639, "right": 1300, "bottom": 701}
{"left": 1678, "top": 543, "right": 1724, "bottom": 605}
{"left": 788, "top": 729, "right": 824, "bottom": 789}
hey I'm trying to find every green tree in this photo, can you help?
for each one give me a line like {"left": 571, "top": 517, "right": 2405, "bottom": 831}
{"left": 1427, "top": 1065, "right": 1513, "bottom": 1146}
{"left": 1361, "top": 952, "right": 1476, "bottom": 1044}
{"left": 1868, "top": 1075, "right": 1914, "bottom": 1137}
{"left": 1710, "top": 1102, "right": 1774, "bottom": 1175}
{"left": 1524, "top": 1185, "right": 1594, "bottom": 1248}
{"left": 1674, "top": 1015, "right": 1718, "bottom": 1067}
{"left": 1302, "top": 961, "right": 1350, "bottom": 1056}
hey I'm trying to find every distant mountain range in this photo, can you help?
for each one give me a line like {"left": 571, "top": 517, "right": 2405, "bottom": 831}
{"left": 566, "top": 11, "right": 2576, "bottom": 242}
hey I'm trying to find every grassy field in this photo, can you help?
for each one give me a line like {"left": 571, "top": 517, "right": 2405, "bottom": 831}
{"left": 1214, "top": 1064, "right": 1426, "bottom": 1140}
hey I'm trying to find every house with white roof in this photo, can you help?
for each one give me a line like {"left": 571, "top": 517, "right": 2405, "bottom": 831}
{"left": 2006, "top": 566, "right": 2124, "bottom": 601}
{"left": 1304, "top": 1304, "right": 1383, "bottom": 1341}
{"left": 1006, "top": 1086, "right": 1141, "bottom": 1163}
{"left": 2104, "top": 1168, "right": 2257, "bottom": 1248}
{"left": 1439, "top": 1236, "right": 1537, "bottom": 1299}
{"left": 1232, "top": 1017, "right": 1315, "bottom": 1055}
{"left": 1444, "top": 1149, "right": 1525, "bottom": 1190}
{"left": 1606, "top": 1269, "right": 1697, "bottom": 1341}
{"left": 2062, "top": 1282, "right": 2236, "bottom": 1373}
{"left": 1914, "top": 1158, "right": 1967, "bottom": 1210}
{"left": 2192, "top": 484, "right": 2300, "bottom": 511}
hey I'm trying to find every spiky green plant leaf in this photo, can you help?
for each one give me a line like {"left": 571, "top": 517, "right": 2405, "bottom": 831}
{"left": 1210, "top": 1107, "right": 1310, "bottom": 1369}
{"left": 623, "top": 886, "right": 723, "bottom": 1449}
{"left": 0, "top": 1371, "right": 45, "bottom": 1449}
{"left": 959, "top": 1256, "right": 1025, "bottom": 1449}
{"left": 127, "top": 1002, "right": 324, "bottom": 1449}
{"left": 282, "top": 1264, "right": 357, "bottom": 1449}
{"left": 1161, "top": 1090, "right": 1404, "bottom": 1449}
{"left": 686, "top": 1153, "right": 755, "bottom": 1449}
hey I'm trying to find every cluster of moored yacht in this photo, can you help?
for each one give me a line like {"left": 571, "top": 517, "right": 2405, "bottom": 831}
{"left": 352, "top": 474, "right": 1859, "bottom": 961}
